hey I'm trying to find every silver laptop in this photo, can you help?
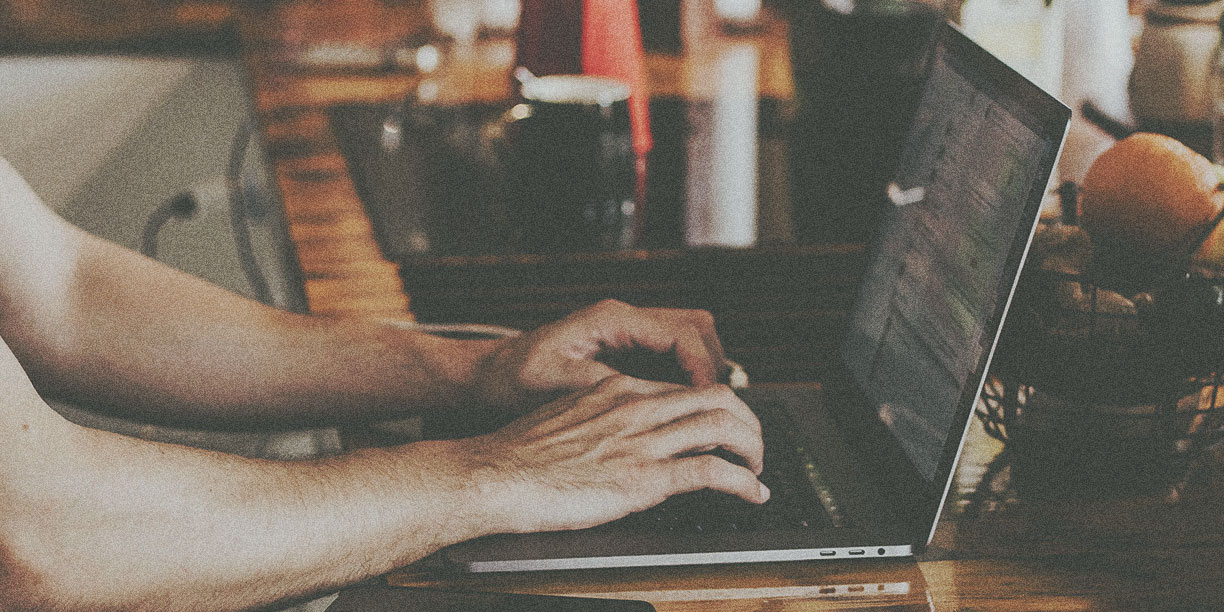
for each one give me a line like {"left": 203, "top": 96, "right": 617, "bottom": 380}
{"left": 440, "top": 23, "right": 1071, "bottom": 572}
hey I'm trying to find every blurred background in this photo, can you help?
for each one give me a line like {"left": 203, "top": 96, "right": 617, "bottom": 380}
{"left": 0, "top": 0, "right": 1217, "bottom": 460}
{"left": 0, "top": 0, "right": 1200, "bottom": 257}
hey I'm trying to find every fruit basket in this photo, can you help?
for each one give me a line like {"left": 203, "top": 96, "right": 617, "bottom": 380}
{"left": 978, "top": 220, "right": 1224, "bottom": 493}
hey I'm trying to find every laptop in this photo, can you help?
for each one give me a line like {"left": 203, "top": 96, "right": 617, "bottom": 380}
{"left": 438, "top": 22, "right": 1071, "bottom": 572}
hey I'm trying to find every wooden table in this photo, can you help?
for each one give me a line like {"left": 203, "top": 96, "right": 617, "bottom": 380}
{"left": 387, "top": 417, "right": 1224, "bottom": 611}
{"left": 5, "top": 2, "right": 1223, "bottom": 609}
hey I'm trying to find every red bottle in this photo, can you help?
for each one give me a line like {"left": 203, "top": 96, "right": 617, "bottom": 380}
{"left": 516, "top": 0, "right": 652, "bottom": 157}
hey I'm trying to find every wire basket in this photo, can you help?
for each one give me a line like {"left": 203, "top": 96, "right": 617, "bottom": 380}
{"left": 978, "top": 223, "right": 1224, "bottom": 492}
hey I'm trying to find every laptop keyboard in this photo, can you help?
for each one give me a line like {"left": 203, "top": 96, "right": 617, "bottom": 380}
{"left": 609, "top": 402, "right": 840, "bottom": 534}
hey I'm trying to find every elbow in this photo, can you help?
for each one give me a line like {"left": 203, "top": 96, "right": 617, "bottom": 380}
{"left": 0, "top": 465, "right": 91, "bottom": 610}
{"left": 0, "top": 540, "right": 75, "bottom": 612}
{"left": 0, "top": 521, "right": 100, "bottom": 612}
{"left": 0, "top": 546, "right": 118, "bottom": 612}
{"left": 0, "top": 486, "right": 48, "bottom": 610}
{"left": 0, "top": 542, "right": 52, "bottom": 612}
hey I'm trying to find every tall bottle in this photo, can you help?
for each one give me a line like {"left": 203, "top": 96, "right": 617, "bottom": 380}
{"left": 1211, "top": 10, "right": 1224, "bottom": 163}
{"left": 960, "top": 0, "right": 1064, "bottom": 96}
{"left": 784, "top": 0, "right": 943, "bottom": 243}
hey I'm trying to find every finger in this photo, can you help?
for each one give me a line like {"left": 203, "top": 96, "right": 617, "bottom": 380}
{"left": 602, "top": 384, "right": 760, "bottom": 438}
{"left": 561, "top": 358, "right": 620, "bottom": 390}
{"left": 646, "top": 308, "right": 727, "bottom": 385}
{"left": 670, "top": 327, "right": 720, "bottom": 386}
{"left": 634, "top": 407, "right": 765, "bottom": 474}
{"left": 664, "top": 454, "right": 770, "bottom": 504}
{"left": 584, "top": 301, "right": 722, "bottom": 386}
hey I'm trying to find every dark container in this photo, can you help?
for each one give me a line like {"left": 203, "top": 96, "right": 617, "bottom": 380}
{"left": 507, "top": 82, "right": 638, "bottom": 253}
{"left": 784, "top": 0, "right": 943, "bottom": 243}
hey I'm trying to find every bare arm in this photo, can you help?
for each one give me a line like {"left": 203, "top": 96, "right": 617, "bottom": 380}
{"left": 0, "top": 333, "right": 766, "bottom": 611}
{"left": 0, "top": 158, "right": 725, "bottom": 429}
{"left": 0, "top": 333, "right": 482, "bottom": 611}
{"left": 0, "top": 157, "right": 503, "bottom": 429}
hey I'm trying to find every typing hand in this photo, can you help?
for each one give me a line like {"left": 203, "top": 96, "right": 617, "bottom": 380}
{"left": 448, "top": 376, "right": 768, "bottom": 534}
{"left": 471, "top": 300, "right": 727, "bottom": 410}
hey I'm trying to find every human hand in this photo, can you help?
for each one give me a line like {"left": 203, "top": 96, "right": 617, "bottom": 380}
{"left": 448, "top": 375, "right": 768, "bottom": 535}
{"left": 471, "top": 299, "right": 727, "bottom": 410}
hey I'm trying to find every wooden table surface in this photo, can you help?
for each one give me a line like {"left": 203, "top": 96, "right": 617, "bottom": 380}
{"left": 5, "top": 2, "right": 1224, "bottom": 610}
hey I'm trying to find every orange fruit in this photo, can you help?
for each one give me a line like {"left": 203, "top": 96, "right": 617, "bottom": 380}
{"left": 1080, "top": 132, "right": 1224, "bottom": 257}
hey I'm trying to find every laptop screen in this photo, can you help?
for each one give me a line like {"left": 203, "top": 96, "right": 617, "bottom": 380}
{"left": 841, "top": 25, "right": 1068, "bottom": 485}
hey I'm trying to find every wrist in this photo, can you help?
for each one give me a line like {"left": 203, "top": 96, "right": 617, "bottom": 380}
{"left": 384, "top": 326, "right": 503, "bottom": 409}
{"left": 465, "top": 336, "right": 518, "bottom": 408}
{"left": 408, "top": 437, "right": 508, "bottom": 542}
{"left": 444, "top": 336, "right": 506, "bottom": 408}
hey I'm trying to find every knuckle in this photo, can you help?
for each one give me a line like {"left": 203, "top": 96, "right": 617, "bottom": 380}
{"left": 595, "top": 298, "right": 630, "bottom": 313}
{"left": 595, "top": 373, "right": 635, "bottom": 393}
{"left": 688, "top": 309, "right": 716, "bottom": 327}
{"left": 706, "top": 409, "right": 737, "bottom": 433}
{"left": 690, "top": 455, "right": 714, "bottom": 482}
{"left": 517, "top": 361, "right": 552, "bottom": 392}
{"left": 592, "top": 372, "right": 641, "bottom": 396}
{"left": 515, "top": 361, "right": 538, "bottom": 384}
{"left": 704, "top": 384, "right": 739, "bottom": 404}
{"left": 740, "top": 412, "right": 763, "bottom": 437}
{"left": 690, "top": 454, "right": 724, "bottom": 482}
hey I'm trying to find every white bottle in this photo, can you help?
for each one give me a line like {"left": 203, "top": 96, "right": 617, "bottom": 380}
{"left": 1211, "top": 13, "right": 1224, "bottom": 163}
{"left": 1130, "top": 1, "right": 1223, "bottom": 128}
{"left": 1059, "top": 0, "right": 1135, "bottom": 183}
{"left": 960, "top": 0, "right": 1065, "bottom": 97}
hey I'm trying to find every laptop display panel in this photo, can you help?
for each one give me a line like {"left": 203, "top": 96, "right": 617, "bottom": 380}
{"left": 839, "top": 23, "right": 1070, "bottom": 545}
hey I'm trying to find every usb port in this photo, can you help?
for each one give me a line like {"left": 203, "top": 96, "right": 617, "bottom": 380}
{"left": 819, "top": 550, "right": 836, "bottom": 557}
{"left": 849, "top": 549, "right": 866, "bottom": 556}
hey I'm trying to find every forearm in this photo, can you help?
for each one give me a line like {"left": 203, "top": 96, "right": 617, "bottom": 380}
{"left": 6, "top": 225, "right": 500, "bottom": 428}
{"left": 3, "top": 159, "right": 727, "bottom": 429}
{"left": 1, "top": 416, "right": 485, "bottom": 612}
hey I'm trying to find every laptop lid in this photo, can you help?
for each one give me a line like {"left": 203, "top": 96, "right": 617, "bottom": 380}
{"left": 837, "top": 23, "right": 1070, "bottom": 547}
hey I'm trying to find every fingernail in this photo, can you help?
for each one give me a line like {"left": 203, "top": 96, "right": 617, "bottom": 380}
{"left": 759, "top": 483, "right": 771, "bottom": 502}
